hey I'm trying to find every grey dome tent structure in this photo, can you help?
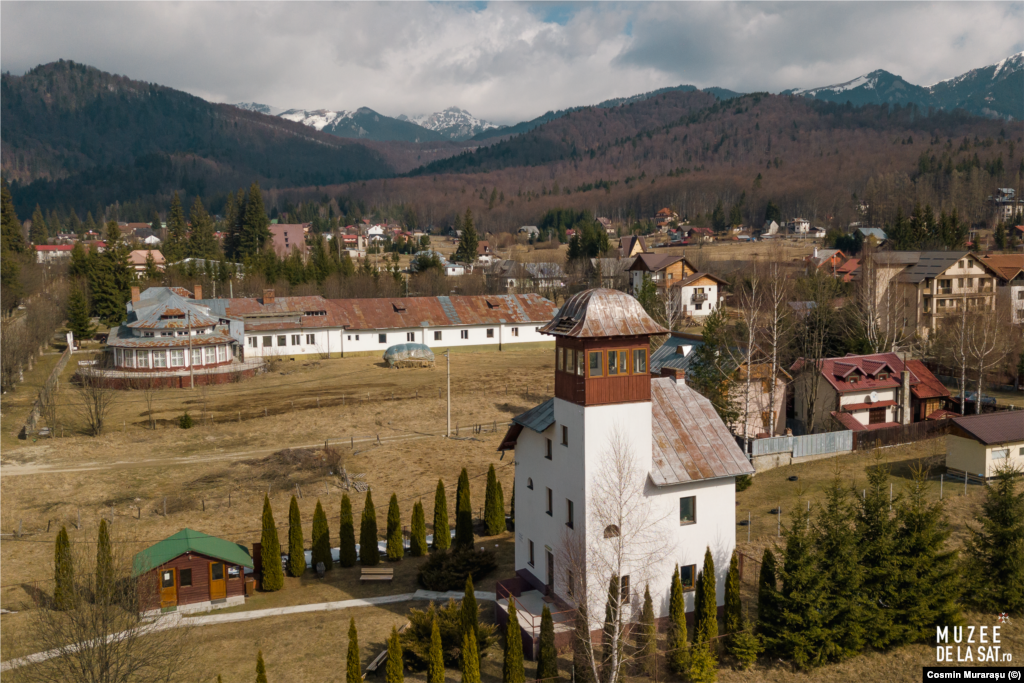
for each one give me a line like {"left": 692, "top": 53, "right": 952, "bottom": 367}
{"left": 383, "top": 343, "right": 435, "bottom": 368}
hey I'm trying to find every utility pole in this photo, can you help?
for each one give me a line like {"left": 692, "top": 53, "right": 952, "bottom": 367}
{"left": 187, "top": 310, "right": 194, "bottom": 390}
{"left": 446, "top": 349, "right": 451, "bottom": 437}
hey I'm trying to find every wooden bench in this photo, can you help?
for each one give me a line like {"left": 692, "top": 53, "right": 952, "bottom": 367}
{"left": 360, "top": 567, "right": 394, "bottom": 582}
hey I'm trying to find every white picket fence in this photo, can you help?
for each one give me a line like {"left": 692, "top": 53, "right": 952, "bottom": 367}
{"left": 751, "top": 430, "right": 853, "bottom": 459}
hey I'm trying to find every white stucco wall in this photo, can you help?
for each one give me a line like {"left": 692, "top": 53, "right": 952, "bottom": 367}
{"left": 838, "top": 388, "right": 898, "bottom": 425}
{"left": 947, "top": 435, "right": 1024, "bottom": 479}
{"left": 244, "top": 328, "right": 345, "bottom": 358}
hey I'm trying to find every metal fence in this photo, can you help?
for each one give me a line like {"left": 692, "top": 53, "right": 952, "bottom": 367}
{"left": 751, "top": 430, "right": 853, "bottom": 459}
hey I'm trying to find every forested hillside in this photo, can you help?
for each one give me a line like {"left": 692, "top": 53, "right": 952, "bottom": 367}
{"left": 1, "top": 61, "right": 397, "bottom": 216}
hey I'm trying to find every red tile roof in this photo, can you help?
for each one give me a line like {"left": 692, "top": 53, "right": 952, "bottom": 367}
{"left": 792, "top": 353, "right": 946, "bottom": 400}
{"left": 34, "top": 245, "right": 75, "bottom": 251}
{"left": 905, "top": 360, "right": 951, "bottom": 400}
{"left": 831, "top": 411, "right": 901, "bottom": 431}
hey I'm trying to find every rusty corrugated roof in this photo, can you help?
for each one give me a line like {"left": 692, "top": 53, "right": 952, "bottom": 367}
{"left": 107, "top": 324, "right": 234, "bottom": 349}
{"left": 539, "top": 288, "right": 667, "bottom": 338}
{"left": 330, "top": 294, "right": 557, "bottom": 330}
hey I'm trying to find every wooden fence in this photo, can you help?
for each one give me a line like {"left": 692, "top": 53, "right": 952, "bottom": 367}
{"left": 21, "top": 345, "right": 72, "bottom": 438}
{"left": 851, "top": 420, "right": 951, "bottom": 451}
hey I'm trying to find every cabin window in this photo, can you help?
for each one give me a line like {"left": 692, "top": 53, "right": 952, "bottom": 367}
{"left": 262, "top": 336, "right": 272, "bottom": 348}
{"left": 161, "top": 571, "right": 175, "bottom": 589}
{"left": 179, "top": 569, "right": 193, "bottom": 587}
{"left": 379, "top": 334, "right": 387, "bottom": 344}
{"left": 546, "top": 488, "right": 553, "bottom": 516}
{"left": 528, "top": 540, "right": 535, "bottom": 567}
{"left": 633, "top": 349, "right": 647, "bottom": 374}
{"left": 218, "top": 345, "right": 227, "bottom": 362}
{"left": 546, "top": 439, "right": 552, "bottom": 460}
{"left": 619, "top": 350, "right": 629, "bottom": 375}
{"left": 604, "top": 524, "right": 620, "bottom": 538}
{"left": 228, "top": 566, "right": 240, "bottom": 578}
{"left": 434, "top": 331, "right": 442, "bottom": 341}
{"left": 511, "top": 327, "right": 519, "bottom": 337}
{"left": 192, "top": 348, "right": 202, "bottom": 365}
{"left": 487, "top": 328, "right": 494, "bottom": 338}
{"left": 869, "top": 407, "right": 886, "bottom": 424}
{"left": 137, "top": 351, "right": 149, "bottom": 368}
{"left": 170, "top": 350, "right": 185, "bottom": 367}
{"left": 277, "top": 335, "right": 287, "bottom": 347}
{"left": 460, "top": 330, "right": 468, "bottom": 339}
{"left": 205, "top": 347, "right": 216, "bottom": 364}
{"left": 575, "top": 351, "right": 585, "bottom": 376}
{"left": 291, "top": 334, "right": 301, "bottom": 345}
{"left": 407, "top": 332, "right": 415, "bottom": 342}
{"left": 679, "top": 564, "right": 696, "bottom": 590}
{"left": 607, "top": 350, "right": 618, "bottom": 375}
{"left": 992, "top": 448, "right": 1009, "bottom": 460}
{"left": 154, "top": 352, "right": 167, "bottom": 368}
{"left": 557, "top": 348, "right": 564, "bottom": 372}
{"left": 306, "top": 334, "right": 316, "bottom": 345}
{"left": 589, "top": 351, "right": 603, "bottom": 377}
{"left": 566, "top": 499, "right": 574, "bottom": 529}
{"left": 248, "top": 337, "right": 257, "bottom": 348}
{"left": 680, "top": 496, "right": 696, "bottom": 525}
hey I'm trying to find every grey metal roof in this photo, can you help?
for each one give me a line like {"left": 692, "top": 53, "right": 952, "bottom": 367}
{"left": 127, "top": 288, "right": 221, "bottom": 329}
{"left": 898, "top": 252, "right": 967, "bottom": 283}
{"left": 539, "top": 288, "right": 669, "bottom": 338}
{"left": 512, "top": 398, "right": 555, "bottom": 434}
{"left": 650, "top": 377, "right": 754, "bottom": 485}
{"left": 650, "top": 335, "right": 704, "bottom": 374}
{"left": 856, "top": 227, "right": 887, "bottom": 241}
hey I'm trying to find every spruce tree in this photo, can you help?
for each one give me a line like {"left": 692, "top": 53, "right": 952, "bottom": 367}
{"left": 387, "top": 494, "right": 403, "bottom": 561}
{"left": 964, "top": 465, "right": 1024, "bottom": 615}
{"left": 755, "top": 548, "right": 781, "bottom": 644}
{"left": 84, "top": 211, "right": 98, "bottom": 237}
{"left": 694, "top": 547, "right": 718, "bottom": 645}
{"left": 67, "top": 287, "right": 96, "bottom": 343}
{"left": 536, "top": 605, "right": 558, "bottom": 682}
{"left": 149, "top": 211, "right": 161, "bottom": 237}
{"left": 339, "top": 493, "right": 357, "bottom": 567}
{"left": 572, "top": 605, "right": 595, "bottom": 683}
{"left": 462, "top": 575, "right": 479, "bottom": 639}
{"left": 453, "top": 209, "right": 479, "bottom": 263}
{"left": 1, "top": 179, "right": 26, "bottom": 255}
{"left": 260, "top": 494, "right": 284, "bottom": 591}
{"left": 484, "top": 464, "right": 505, "bottom": 536}
{"left": 461, "top": 630, "right": 481, "bottom": 683}
{"left": 287, "top": 496, "right": 306, "bottom": 577}
{"left": 455, "top": 468, "right": 474, "bottom": 550}
{"left": 68, "top": 242, "right": 89, "bottom": 277}
{"left": 410, "top": 501, "right": 428, "bottom": 557}
{"left": 667, "top": 565, "right": 689, "bottom": 675}
{"left": 143, "top": 251, "right": 161, "bottom": 280}
{"left": 54, "top": 525, "right": 76, "bottom": 610}
{"left": 239, "top": 183, "right": 271, "bottom": 258}
{"left": 433, "top": 479, "right": 450, "bottom": 550}
{"left": 312, "top": 499, "right": 332, "bottom": 572}
{"left": 813, "top": 476, "right": 866, "bottom": 661}
{"left": 164, "top": 193, "right": 187, "bottom": 263}
{"left": 95, "top": 519, "right": 113, "bottom": 604}
{"left": 255, "top": 649, "right": 268, "bottom": 683}
{"left": 856, "top": 458, "right": 901, "bottom": 649}
{"left": 360, "top": 490, "right": 380, "bottom": 566}
{"left": 687, "top": 638, "right": 717, "bottom": 683}
{"left": 347, "top": 618, "right": 361, "bottom": 683}
{"left": 636, "top": 584, "right": 656, "bottom": 677}
{"left": 30, "top": 204, "right": 48, "bottom": 245}
{"left": 724, "top": 552, "right": 742, "bottom": 641}
{"left": 775, "top": 504, "right": 827, "bottom": 669}
{"left": 503, "top": 600, "right": 525, "bottom": 683}
{"left": 428, "top": 613, "right": 445, "bottom": 683}
{"left": 188, "top": 196, "right": 219, "bottom": 260}
{"left": 386, "top": 625, "right": 404, "bottom": 683}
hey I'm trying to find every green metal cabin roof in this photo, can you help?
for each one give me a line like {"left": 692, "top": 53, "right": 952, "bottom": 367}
{"left": 132, "top": 528, "right": 253, "bottom": 576}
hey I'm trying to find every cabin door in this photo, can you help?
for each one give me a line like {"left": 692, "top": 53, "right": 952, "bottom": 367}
{"left": 159, "top": 568, "right": 177, "bottom": 607}
{"left": 209, "top": 562, "right": 227, "bottom": 600}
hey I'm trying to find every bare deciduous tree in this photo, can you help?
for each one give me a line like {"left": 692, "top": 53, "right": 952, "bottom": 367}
{"left": 934, "top": 300, "right": 971, "bottom": 415}
{"left": 73, "top": 374, "right": 119, "bottom": 436}
{"left": 794, "top": 269, "right": 842, "bottom": 434}
{"left": 757, "top": 249, "right": 791, "bottom": 436}
{"left": 849, "top": 249, "right": 912, "bottom": 353}
{"left": 966, "top": 309, "right": 1009, "bottom": 414}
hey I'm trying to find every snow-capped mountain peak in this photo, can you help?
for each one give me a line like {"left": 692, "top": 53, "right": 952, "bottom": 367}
{"left": 278, "top": 108, "right": 355, "bottom": 132}
{"left": 402, "top": 106, "right": 499, "bottom": 140}
{"left": 233, "top": 102, "right": 284, "bottom": 116}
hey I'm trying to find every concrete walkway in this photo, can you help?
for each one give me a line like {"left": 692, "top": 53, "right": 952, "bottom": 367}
{"left": 0, "top": 589, "right": 497, "bottom": 672}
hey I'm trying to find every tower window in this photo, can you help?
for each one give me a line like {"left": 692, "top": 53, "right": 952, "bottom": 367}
{"left": 575, "top": 351, "right": 584, "bottom": 376}
{"left": 528, "top": 540, "right": 535, "bottom": 567}
{"left": 561, "top": 425, "right": 568, "bottom": 446}
{"left": 527, "top": 478, "right": 534, "bottom": 490}
{"left": 557, "top": 347, "right": 564, "bottom": 372}
{"left": 588, "top": 351, "right": 603, "bottom": 377}
{"left": 607, "top": 350, "right": 618, "bottom": 375}
{"left": 633, "top": 348, "right": 647, "bottom": 374}
{"left": 680, "top": 496, "right": 696, "bottom": 525}
{"left": 603, "top": 524, "right": 620, "bottom": 538}
{"left": 546, "top": 439, "right": 552, "bottom": 460}
{"left": 618, "top": 350, "right": 629, "bottom": 374}
{"left": 546, "top": 488, "right": 553, "bottom": 516}
{"left": 566, "top": 499, "right": 574, "bottom": 529}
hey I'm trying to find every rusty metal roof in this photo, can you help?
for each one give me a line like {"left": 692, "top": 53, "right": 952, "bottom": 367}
{"left": 107, "top": 324, "right": 234, "bottom": 349}
{"left": 539, "top": 288, "right": 668, "bottom": 338}
{"left": 650, "top": 377, "right": 754, "bottom": 485}
{"left": 127, "top": 288, "right": 220, "bottom": 329}
{"left": 330, "top": 294, "right": 557, "bottom": 330}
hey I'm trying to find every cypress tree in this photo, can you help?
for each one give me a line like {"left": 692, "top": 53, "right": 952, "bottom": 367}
{"left": 30, "top": 204, "right": 48, "bottom": 245}
{"left": 496, "top": 481, "right": 505, "bottom": 530}
{"left": 503, "top": 600, "right": 525, "bottom": 683}
{"left": 455, "top": 468, "right": 473, "bottom": 549}
{"left": 67, "top": 287, "right": 96, "bottom": 343}
{"left": 386, "top": 625, "right": 404, "bottom": 683}
{"left": 260, "top": 494, "right": 284, "bottom": 591}
{"left": 667, "top": 565, "right": 689, "bottom": 674}
{"left": 536, "top": 604, "right": 558, "bottom": 681}
{"left": 287, "top": 496, "right": 306, "bottom": 577}
{"left": 339, "top": 493, "right": 357, "bottom": 567}
{"left": 637, "top": 584, "right": 656, "bottom": 677}
{"left": 756, "top": 547, "right": 781, "bottom": 645}
{"left": 814, "top": 476, "right": 866, "bottom": 661}
{"left": 410, "top": 501, "right": 428, "bottom": 557}
{"left": 164, "top": 193, "right": 187, "bottom": 263}
{"left": 433, "top": 479, "right": 450, "bottom": 550}
{"left": 890, "top": 465, "right": 962, "bottom": 642}
{"left": 572, "top": 604, "right": 595, "bottom": 683}
{"left": 694, "top": 547, "right": 718, "bottom": 644}
{"left": 461, "top": 630, "right": 481, "bottom": 683}
{"left": 484, "top": 465, "right": 504, "bottom": 536}
{"left": 964, "top": 465, "right": 1024, "bottom": 616}
{"left": 775, "top": 504, "right": 828, "bottom": 669}
{"left": 509, "top": 480, "right": 515, "bottom": 527}
{"left": 53, "top": 525, "right": 76, "bottom": 610}
{"left": 387, "top": 494, "right": 403, "bottom": 561}
{"left": 600, "top": 574, "right": 621, "bottom": 679}
{"left": 428, "top": 612, "right": 445, "bottom": 683}
{"left": 347, "top": 618, "right": 361, "bottom": 683}
{"left": 95, "top": 519, "right": 113, "bottom": 604}
{"left": 462, "top": 575, "right": 479, "bottom": 639}
{"left": 312, "top": 499, "right": 332, "bottom": 572}
{"left": 724, "top": 552, "right": 742, "bottom": 641}
{"left": 360, "top": 490, "right": 380, "bottom": 566}
{"left": 255, "top": 649, "right": 268, "bottom": 683}
{"left": 856, "top": 458, "right": 901, "bottom": 649}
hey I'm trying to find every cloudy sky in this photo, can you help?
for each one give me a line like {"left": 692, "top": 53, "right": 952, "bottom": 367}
{"left": 2, "top": 2, "right": 1022, "bottom": 124}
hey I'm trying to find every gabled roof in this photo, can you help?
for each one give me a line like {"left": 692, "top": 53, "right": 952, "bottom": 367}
{"left": 627, "top": 253, "right": 688, "bottom": 273}
{"left": 674, "top": 271, "right": 727, "bottom": 288}
{"left": 791, "top": 352, "right": 946, "bottom": 398}
{"left": 650, "top": 378, "right": 755, "bottom": 485}
{"left": 951, "top": 412, "right": 1024, "bottom": 445}
{"left": 980, "top": 254, "right": 1024, "bottom": 283}
{"left": 132, "top": 528, "right": 253, "bottom": 576}
{"left": 650, "top": 334, "right": 704, "bottom": 374}
{"left": 539, "top": 288, "right": 668, "bottom": 338}
{"left": 127, "top": 288, "right": 220, "bottom": 329}
{"left": 905, "top": 360, "right": 951, "bottom": 400}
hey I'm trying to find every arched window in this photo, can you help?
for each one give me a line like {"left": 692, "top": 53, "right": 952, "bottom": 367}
{"left": 527, "top": 478, "right": 534, "bottom": 490}
{"left": 603, "top": 524, "right": 620, "bottom": 538}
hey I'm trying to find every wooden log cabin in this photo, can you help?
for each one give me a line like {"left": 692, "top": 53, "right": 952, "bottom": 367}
{"left": 132, "top": 528, "right": 253, "bottom": 616}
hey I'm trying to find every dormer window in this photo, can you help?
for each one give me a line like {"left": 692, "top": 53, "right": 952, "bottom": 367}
{"left": 878, "top": 372, "right": 889, "bottom": 380}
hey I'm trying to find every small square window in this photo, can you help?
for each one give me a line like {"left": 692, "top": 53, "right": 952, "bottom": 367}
{"left": 487, "top": 328, "right": 494, "bottom": 338}
{"left": 262, "top": 336, "right": 272, "bottom": 348}
{"left": 291, "top": 334, "right": 301, "bottom": 345}
{"left": 633, "top": 348, "right": 647, "bottom": 374}
{"left": 407, "top": 332, "right": 415, "bottom": 342}
{"left": 607, "top": 350, "right": 618, "bottom": 375}
{"left": 248, "top": 337, "right": 257, "bottom": 348}
{"left": 620, "top": 575, "right": 630, "bottom": 603}
{"left": 511, "top": 327, "right": 519, "bottom": 337}
{"left": 277, "top": 335, "right": 287, "bottom": 347}
{"left": 680, "top": 496, "right": 696, "bottom": 525}
{"left": 306, "top": 334, "right": 315, "bottom": 345}
{"left": 347, "top": 335, "right": 352, "bottom": 340}
{"left": 562, "top": 425, "right": 568, "bottom": 446}
{"left": 379, "top": 334, "right": 387, "bottom": 344}
{"left": 575, "top": 350, "right": 584, "bottom": 376}
{"left": 618, "top": 350, "right": 629, "bottom": 374}
{"left": 461, "top": 330, "right": 468, "bottom": 339}
{"left": 679, "top": 564, "right": 696, "bottom": 590}
{"left": 355, "top": 335, "right": 359, "bottom": 341}
{"left": 434, "top": 331, "right": 442, "bottom": 341}
{"left": 179, "top": 568, "right": 192, "bottom": 587}
{"left": 546, "top": 438, "right": 552, "bottom": 460}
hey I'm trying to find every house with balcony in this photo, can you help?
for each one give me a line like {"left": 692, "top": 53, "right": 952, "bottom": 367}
{"left": 627, "top": 254, "right": 727, "bottom": 321}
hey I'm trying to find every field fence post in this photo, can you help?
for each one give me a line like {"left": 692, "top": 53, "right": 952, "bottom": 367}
{"left": 317, "top": 397, "right": 320, "bottom": 408}
{"left": 777, "top": 506, "right": 781, "bottom": 537}
{"left": 238, "top": 412, "right": 241, "bottom": 422}
{"left": 111, "top": 505, "right": 114, "bottom": 524}
{"left": 229, "top": 492, "right": 231, "bottom": 508}
{"left": 77, "top": 508, "right": 81, "bottom": 529}
{"left": 202, "top": 499, "right": 205, "bottom": 512}
{"left": 965, "top": 474, "right": 968, "bottom": 496}
{"left": 163, "top": 497, "right": 167, "bottom": 517}
{"left": 18, "top": 520, "right": 22, "bottom": 537}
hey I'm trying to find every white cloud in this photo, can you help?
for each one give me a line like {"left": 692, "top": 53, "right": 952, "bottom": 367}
{"left": 1, "top": 2, "right": 1021, "bottom": 124}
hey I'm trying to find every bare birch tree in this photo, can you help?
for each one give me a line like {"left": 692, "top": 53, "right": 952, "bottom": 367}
{"left": 757, "top": 249, "right": 791, "bottom": 435}
{"left": 725, "top": 264, "right": 763, "bottom": 450}
{"left": 794, "top": 270, "right": 842, "bottom": 434}
{"left": 966, "top": 309, "right": 1009, "bottom": 414}
{"left": 935, "top": 300, "right": 971, "bottom": 415}
{"left": 558, "top": 430, "right": 672, "bottom": 683}
{"left": 73, "top": 374, "right": 119, "bottom": 436}
{"left": 850, "top": 249, "right": 912, "bottom": 353}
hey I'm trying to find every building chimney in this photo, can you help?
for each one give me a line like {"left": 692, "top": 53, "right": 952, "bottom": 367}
{"left": 662, "top": 367, "right": 686, "bottom": 384}
{"left": 263, "top": 288, "right": 275, "bottom": 305}
{"left": 130, "top": 286, "right": 140, "bottom": 303}
{"left": 900, "top": 370, "right": 912, "bottom": 425}
{"left": 193, "top": 284, "right": 202, "bottom": 301}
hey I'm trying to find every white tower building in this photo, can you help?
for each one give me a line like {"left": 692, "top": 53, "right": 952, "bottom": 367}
{"left": 498, "top": 288, "right": 754, "bottom": 654}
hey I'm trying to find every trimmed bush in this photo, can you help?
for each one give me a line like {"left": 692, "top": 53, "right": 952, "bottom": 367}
{"left": 484, "top": 464, "right": 505, "bottom": 536}
{"left": 418, "top": 548, "right": 497, "bottom": 592}
{"left": 339, "top": 493, "right": 357, "bottom": 567}
{"left": 95, "top": 519, "right": 113, "bottom": 604}
{"left": 255, "top": 649, "right": 268, "bottom": 683}
{"left": 347, "top": 618, "right": 361, "bottom": 683}
{"left": 536, "top": 605, "right": 558, "bottom": 681}
{"left": 410, "top": 501, "right": 428, "bottom": 557}
{"left": 312, "top": 500, "right": 332, "bottom": 572}
{"left": 454, "top": 468, "right": 473, "bottom": 549}
{"left": 427, "top": 613, "right": 444, "bottom": 683}
{"left": 53, "top": 526, "right": 76, "bottom": 610}
{"left": 260, "top": 495, "right": 284, "bottom": 591}
{"left": 287, "top": 496, "right": 306, "bottom": 577}
{"left": 387, "top": 494, "right": 403, "bottom": 561}
{"left": 462, "top": 575, "right": 479, "bottom": 640}
{"left": 461, "top": 630, "right": 480, "bottom": 683}
{"left": 360, "top": 490, "right": 380, "bottom": 566}
{"left": 432, "top": 479, "right": 450, "bottom": 551}
{"left": 386, "top": 626, "right": 404, "bottom": 683}
{"left": 503, "top": 599, "right": 525, "bottom": 683}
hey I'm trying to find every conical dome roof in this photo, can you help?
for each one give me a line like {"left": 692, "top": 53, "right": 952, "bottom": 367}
{"left": 539, "top": 288, "right": 668, "bottom": 338}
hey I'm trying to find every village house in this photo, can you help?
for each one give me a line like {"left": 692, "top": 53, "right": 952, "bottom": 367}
{"left": 617, "top": 235, "right": 647, "bottom": 259}
{"left": 128, "top": 249, "right": 166, "bottom": 276}
{"left": 804, "top": 248, "right": 847, "bottom": 273}
{"left": 269, "top": 223, "right": 309, "bottom": 259}
{"left": 856, "top": 227, "right": 887, "bottom": 245}
{"left": 33, "top": 244, "right": 75, "bottom": 263}
{"left": 789, "top": 352, "right": 951, "bottom": 434}
{"left": 989, "top": 188, "right": 1021, "bottom": 222}
{"left": 133, "top": 529, "right": 252, "bottom": 616}
{"left": 132, "top": 227, "right": 162, "bottom": 246}
{"left": 980, "top": 254, "right": 1024, "bottom": 286}
{"left": 627, "top": 254, "right": 727, "bottom": 321}
{"left": 790, "top": 218, "right": 810, "bottom": 234}
{"left": 496, "top": 288, "right": 753, "bottom": 657}
{"left": 946, "top": 411, "right": 1024, "bottom": 482}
